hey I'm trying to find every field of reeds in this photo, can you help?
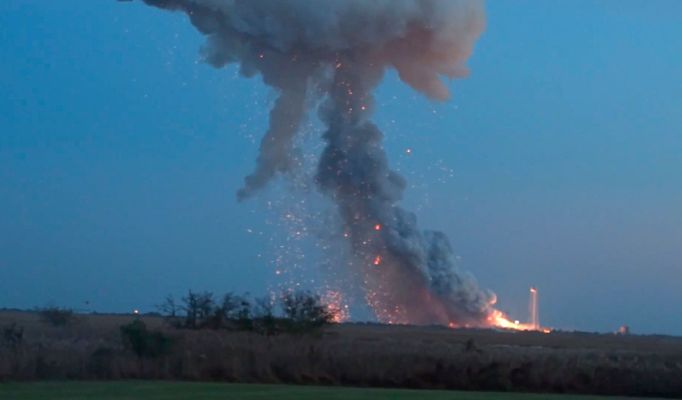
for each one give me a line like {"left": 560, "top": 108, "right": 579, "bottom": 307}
{"left": 1, "top": 311, "right": 681, "bottom": 398}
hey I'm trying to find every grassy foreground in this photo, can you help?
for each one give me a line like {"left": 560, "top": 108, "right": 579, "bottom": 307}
{"left": 0, "top": 382, "right": 660, "bottom": 400}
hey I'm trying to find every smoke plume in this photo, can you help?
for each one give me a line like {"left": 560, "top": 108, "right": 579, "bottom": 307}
{"left": 143, "top": 0, "right": 497, "bottom": 326}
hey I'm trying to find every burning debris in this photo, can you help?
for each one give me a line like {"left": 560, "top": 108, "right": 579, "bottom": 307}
{"left": 321, "top": 290, "right": 350, "bottom": 323}
{"left": 141, "top": 0, "right": 533, "bottom": 329}
{"left": 489, "top": 287, "right": 551, "bottom": 333}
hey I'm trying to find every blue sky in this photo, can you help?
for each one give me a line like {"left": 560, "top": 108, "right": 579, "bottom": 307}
{"left": 1, "top": 1, "right": 681, "bottom": 334}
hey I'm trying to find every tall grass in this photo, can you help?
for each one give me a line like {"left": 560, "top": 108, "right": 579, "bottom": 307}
{"left": 1, "top": 311, "right": 681, "bottom": 398}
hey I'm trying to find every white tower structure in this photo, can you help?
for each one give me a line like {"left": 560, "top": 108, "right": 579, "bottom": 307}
{"left": 529, "top": 286, "right": 539, "bottom": 331}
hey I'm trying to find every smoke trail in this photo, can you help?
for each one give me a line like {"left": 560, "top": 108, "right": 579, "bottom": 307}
{"left": 143, "top": 0, "right": 496, "bottom": 326}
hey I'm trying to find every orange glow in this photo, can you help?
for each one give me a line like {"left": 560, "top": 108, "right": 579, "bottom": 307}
{"left": 322, "top": 290, "right": 350, "bottom": 323}
{"left": 373, "top": 255, "right": 382, "bottom": 266}
{"left": 479, "top": 286, "right": 550, "bottom": 332}
{"left": 374, "top": 224, "right": 382, "bottom": 231}
{"left": 481, "top": 309, "right": 551, "bottom": 333}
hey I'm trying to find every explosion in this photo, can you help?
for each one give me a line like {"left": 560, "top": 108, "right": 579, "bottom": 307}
{"left": 321, "top": 290, "right": 350, "bottom": 323}
{"left": 141, "top": 0, "right": 534, "bottom": 330}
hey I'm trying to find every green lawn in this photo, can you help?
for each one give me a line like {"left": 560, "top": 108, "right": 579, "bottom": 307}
{"left": 0, "top": 382, "right": 658, "bottom": 400}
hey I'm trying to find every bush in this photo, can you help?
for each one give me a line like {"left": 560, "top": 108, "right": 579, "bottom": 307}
{"left": 157, "top": 295, "right": 179, "bottom": 317}
{"left": 161, "top": 291, "right": 256, "bottom": 331}
{"left": 226, "top": 293, "right": 253, "bottom": 331}
{"left": 253, "top": 296, "right": 278, "bottom": 336}
{"left": 87, "top": 347, "right": 116, "bottom": 379}
{"left": 1, "top": 323, "right": 24, "bottom": 351}
{"left": 279, "top": 291, "right": 333, "bottom": 333}
{"left": 156, "top": 290, "right": 333, "bottom": 334}
{"left": 181, "top": 291, "right": 215, "bottom": 329}
{"left": 38, "top": 306, "right": 75, "bottom": 327}
{"left": 120, "top": 320, "right": 173, "bottom": 359}
{"left": 157, "top": 295, "right": 184, "bottom": 329}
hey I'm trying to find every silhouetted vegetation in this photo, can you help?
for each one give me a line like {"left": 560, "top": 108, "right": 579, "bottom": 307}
{"left": 280, "top": 291, "right": 333, "bottom": 333}
{"left": 157, "top": 295, "right": 179, "bottom": 318}
{"left": 157, "top": 290, "right": 333, "bottom": 335}
{"left": 1, "top": 310, "right": 682, "bottom": 397}
{"left": 37, "top": 306, "right": 75, "bottom": 327}
{"left": 120, "top": 319, "right": 173, "bottom": 359}
{"left": 1, "top": 323, "right": 23, "bottom": 351}
{"left": 187, "top": 291, "right": 216, "bottom": 329}
{"left": 252, "top": 296, "right": 278, "bottom": 336}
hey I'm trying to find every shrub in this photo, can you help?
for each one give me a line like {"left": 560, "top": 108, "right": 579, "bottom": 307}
{"left": 230, "top": 294, "right": 253, "bottom": 331}
{"left": 120, "top": 320, "right": 173, "bottom": 359}
{"left": 253, "top": 296, "right": 278, "bottom": 336}
{"left": 38, "top": 306, "right": 75, "bottom": 327}
{"left": 157, "top": 290, "right": 333, "bottom": 334}
{"left": 157, "top": 295, "right": 184, "bottom": 328}
{"left": 87, "top": 347, "right": 116, "bottom": 379}
{"left": 1, "top": 323, "right": 24, "bottom": 351}
{"left": 279, "top": 291, "right": 333, "bottom": 333}
{"left": 157, "top": 294, "right": 179, "bottom": 318}
{"left": 161, "top": 291, "right": 256, "bottom": 331}
{"left": 181, "top": 291, "right": 216, "bottom": 329}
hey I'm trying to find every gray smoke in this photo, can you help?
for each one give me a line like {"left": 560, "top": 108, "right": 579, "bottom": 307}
{"left": 143, "top": 0, "right": 497, "bottom": 326}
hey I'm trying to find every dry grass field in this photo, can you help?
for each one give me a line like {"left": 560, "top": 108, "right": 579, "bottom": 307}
{"left": 1, "top": 311, "right": 682, "bottom": 398}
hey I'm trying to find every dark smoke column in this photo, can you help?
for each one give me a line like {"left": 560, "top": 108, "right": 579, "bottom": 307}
{"left": 316, "top": 58, "right": 494, "bottom": 325}
{"left": 142, "top": 0, "right": 498, "bottom": 326}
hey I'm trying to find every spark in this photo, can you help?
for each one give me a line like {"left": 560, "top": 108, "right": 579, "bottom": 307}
{"left": 322, "top": 290, "right": 350, "bottom": 323}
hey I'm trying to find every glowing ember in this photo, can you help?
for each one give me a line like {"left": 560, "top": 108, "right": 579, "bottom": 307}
{"left": 144, "top": 0, "right": 508, "bottom": 335}
{"left": 322, "top": 290, "right": 350, "bottom": 323}
{"left": 374, "top": 224, "right": 382, "bottom": 231}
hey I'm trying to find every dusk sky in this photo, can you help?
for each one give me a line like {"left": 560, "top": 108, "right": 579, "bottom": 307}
{"left": 1, "top": 1, "right": 681, "bottom": 335}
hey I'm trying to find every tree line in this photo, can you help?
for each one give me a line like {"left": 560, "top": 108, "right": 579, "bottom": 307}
{"left": 156, "top": 290, "right": 334, "bottom": 335}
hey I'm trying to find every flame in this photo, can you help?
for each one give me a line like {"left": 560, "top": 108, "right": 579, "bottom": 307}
{"left": 373, "top": 255, "right": 382, "bottom": 266}
{"left": 482, "top": 309, "right": 551, "bottom": 333}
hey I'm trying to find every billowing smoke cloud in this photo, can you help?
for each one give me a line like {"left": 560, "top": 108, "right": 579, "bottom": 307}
{"left": 143, "top": 0, "right": 497, "bottom": 326}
